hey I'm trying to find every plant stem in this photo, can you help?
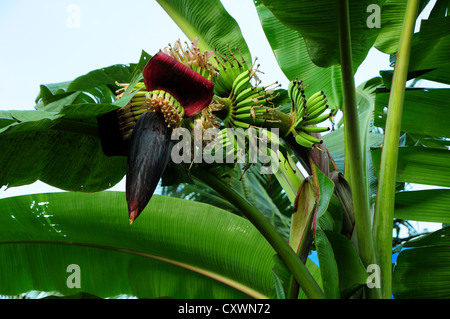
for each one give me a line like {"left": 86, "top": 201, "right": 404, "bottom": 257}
{"left": 193, "top": 167, "right": 324, "bottom": 299}
{"left": 373, "top": 0, "right": 420, "bottom": 299}
{"left": 337, "top": 0, "right": 379, "bottom": 298}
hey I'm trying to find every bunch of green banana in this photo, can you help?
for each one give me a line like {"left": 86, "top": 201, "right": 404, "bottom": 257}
{"left": 287, "top": 79, "right": 331, "bottom": 148}
{"left": 220, "top": 68, "right": 282, "bottom": 129}
{"left": 288, "top": 78, "right": 306, "bottom": 114}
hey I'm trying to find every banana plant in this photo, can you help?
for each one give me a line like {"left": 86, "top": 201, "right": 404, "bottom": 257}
{"left": 1, "top": 0, "right": 450, "bottom": 300}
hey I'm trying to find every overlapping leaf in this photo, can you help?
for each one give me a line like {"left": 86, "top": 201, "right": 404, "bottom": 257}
{"left": 156, "top": 0, "right": 251, "bottom": 63}
{"left": 393, "top": 226, "right": 450, "bottom": 298}
{"left": 394, "top": 189, "right": 450, "bottom": 223}
{"left": 371, "top": 146, "right": 450, "bottom": 188}
{"left": 257, "top": 0, "right": 382, "bottom": 68}
{"left": 0, "top": 105, "right": 125, "bottom": 192}
{"left": 162, "top": 164, "right": 292, "bottom": 239}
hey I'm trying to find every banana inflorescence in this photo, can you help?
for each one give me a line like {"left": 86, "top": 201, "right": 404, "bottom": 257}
{"left": 102, "top": 38, "right": 337, "bottom": 225}
{"left": 114, "top": 41, "right": 331, "bottom": 152}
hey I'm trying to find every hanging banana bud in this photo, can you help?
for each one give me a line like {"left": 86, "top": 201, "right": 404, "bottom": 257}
{"left": 126, "top": 111, "right": 173, "bottom": 224}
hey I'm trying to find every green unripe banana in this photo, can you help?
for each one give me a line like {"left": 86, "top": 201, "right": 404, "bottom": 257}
{"left": 232, "top": 71, "right": 252, "bottom": 96}
{"left": 302, "top": 125, "right": 330, "bottom": 133}
{"left": 307, "top": 104, "right": 329, "bottom": 120}
{"left": 232, "top": 120, "right": 250, "bottom": 129}
{"left": 287, "top": 78, "right": 297, "bottom": 100}
{"left": 295, "top": 133, "right": 314, "bottom": 148}
{"left": 306, "top": 99, "right": 327, "bottom": 116}
{"left": 306, "top": 91, "right": 325, "bottom": 107}
{"left": 292, "top": 86, "right": 303, "bottom": 111}
{"left": 288, "top": 79, "right": 298, "bottom": 107}
{"left": 235, "top": 86, "right": 259, "bottom": 102}
{"left": 236, "top": 95, "right": 261, "bottom": 108}
{"left": 297, "top": 130, "right": 322, "bottom": 144}
{"left": 302, "top": 113, "right": 330, "bottom": 126}
{"left": 235, "top": 105, "right": 267, "bottom": 115}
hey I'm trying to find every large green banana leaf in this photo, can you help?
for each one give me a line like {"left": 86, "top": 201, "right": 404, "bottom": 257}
{"left": 371, "top": 146, "right": 450, "bottom": 188}
{"left": 375, "top": 88, "right": 450, "bottom": 138}
{"left": 379, "top": 9, "right": 450, "bottom": 87}
{"left": 408, "top": 15, "right": 450, "bottom": 73}
{"left": 255, "top": 2, "right": 343, "bottom": 109}
{"left": 372, "top": 0, "right": 409, "bottom": 54}
{"left": 0, "top": 104, "right": 125, "bottom": 192}
{"left": 156, "top": 0, "right": 251, "bottom": 63}
{"left": 394, "top": 189, "right": 450, "bottom": 223}
{"left": 0, "top": 192, "right": 282, "bottom": 298}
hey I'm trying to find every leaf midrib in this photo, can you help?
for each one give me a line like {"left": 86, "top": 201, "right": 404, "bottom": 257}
{"left": 0, "top": 240, "right": 268, "bottom": 299}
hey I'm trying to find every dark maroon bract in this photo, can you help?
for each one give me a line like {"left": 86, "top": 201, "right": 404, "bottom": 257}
{"left": 143, "top": 52, "right": 215, "bottom": 117}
